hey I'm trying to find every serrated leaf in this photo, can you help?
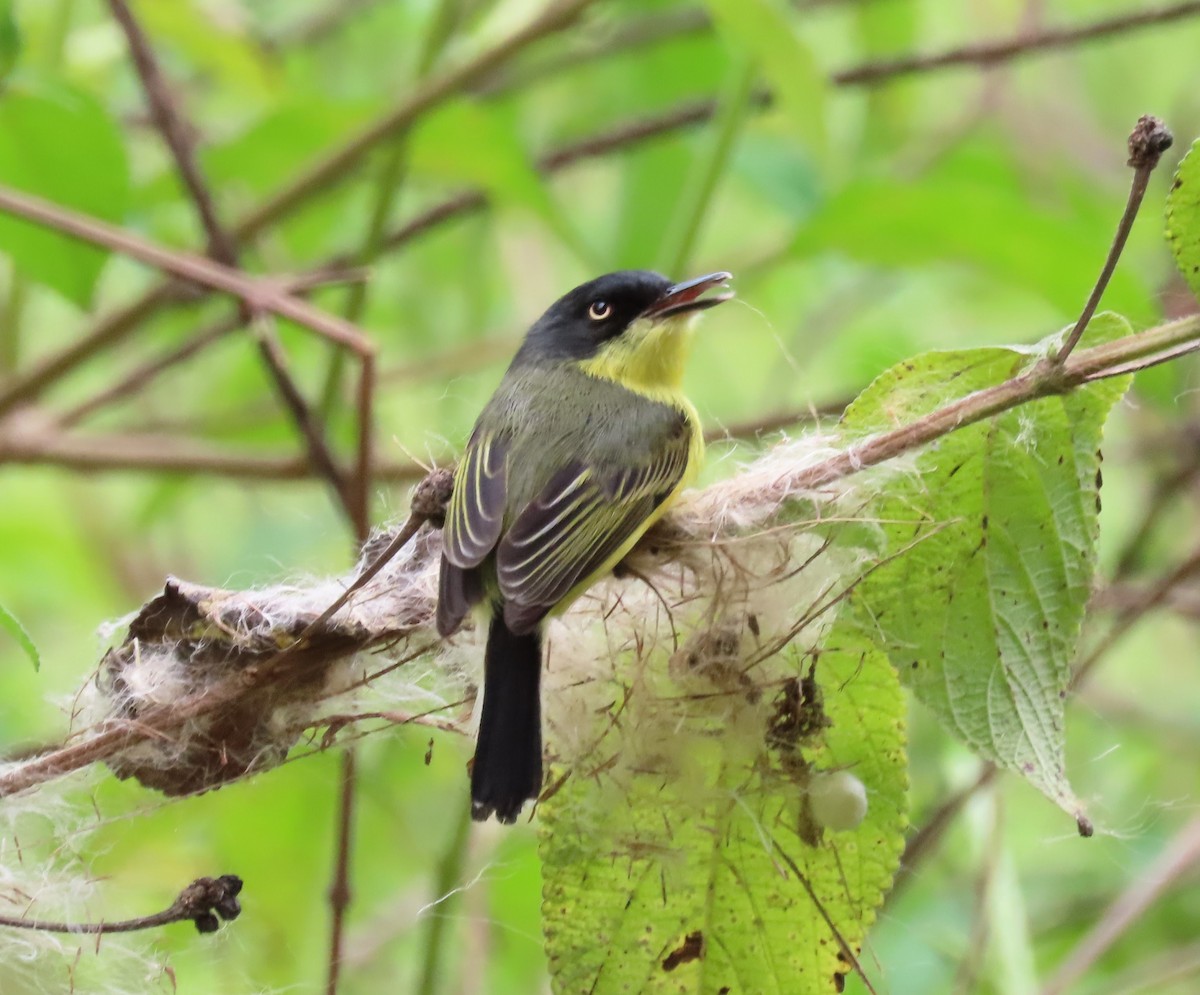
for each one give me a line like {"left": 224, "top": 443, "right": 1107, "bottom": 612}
{"left": 0, "top": 78, "right": 129, "bottom": 305}
{"left": 0, "top": 601, "right": 39, "bottom": 671}
{"left": 539, "top": 602, "right": 906, "bottom": 994}
{"left": 841, "top": 313, "right": 1132, "bottom": 821}
{"left": 701, "top": 0, "right": 826, "bottom": 156}
{"left": 1166, "top": 138, "right": 1200, "bottom": 300}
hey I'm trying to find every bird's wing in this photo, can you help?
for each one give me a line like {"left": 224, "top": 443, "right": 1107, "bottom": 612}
{"left": 495, "top": 416, "right": 692, "bottom": 634}
{"left": 437, "top": 430, "right": 508, "bottom": 636}
{"left": 442, "top": 429, "right": 508, "bottom": 568}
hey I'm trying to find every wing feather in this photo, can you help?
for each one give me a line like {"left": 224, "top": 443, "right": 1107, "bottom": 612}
{"left": 496, "top": 420, "right": 691, "bottom": 634}
{"left": 442, "top": 432, "right": 507, "bottom": 569}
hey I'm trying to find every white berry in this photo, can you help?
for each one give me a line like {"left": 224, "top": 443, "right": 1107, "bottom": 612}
{"left": 809, "top": 770, "right": 868, "bottom": 831}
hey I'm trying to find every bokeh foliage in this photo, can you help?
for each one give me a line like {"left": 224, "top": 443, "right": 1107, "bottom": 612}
{"left": 2, "top": 1, "right": 1200, "bottom": 993}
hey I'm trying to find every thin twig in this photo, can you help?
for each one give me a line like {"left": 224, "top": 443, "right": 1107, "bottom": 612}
{"left": 233, "top": 0, "right": 596, "bottom": 242}
{"left": 0, "top": 875, "right": 243, "bottom": 935}
{"left": 251, "top": 314, "right": 360, "bottom": 520}
{"left": 4, "top": 313, "right": 1198, "bottom": 804}
{"left": 56, "top": 314, "right": 240, "bottom": 428}
{"left": 1050, "top": 116, "right": 1174, "bottom": 366}
{"left": 325, "top": 751, "right": 356, "bottom": 995}
{"left": 1071, "top": 544, "right": 1200, "bottom": 690}
{"left": 833, "top": 1, "right": 1200, "bottom": 86}
{"left": 1112, "top": 429, "right": 1200, "bottom": 577}
{"left": 0, "top": 425, "right": 423, "bottom": 482}
{"left": 0, "top": 285, "right": 180, "bottom": 419}
{"left": 31, "top": 0, "right": 366, "bottom": 524}
{"left": 0, "top": 92, "right": 757, "bottom": 423}
{"left": 893, "top": 764, "right": 998, "bottom": 898}
{"left": 58, "top": 268, "right": 370, "bottom": 429}
{"left": 0, "top": 0, "right": 592, "bottom": 419}
{"left": 105, "top": 0, "right": 238, "bottom": 264}
{"left": 772, "top": 838, "right": 879, "bottom": 994}
{"left": 0, "top": 184, "right": 372, "bottom": 354}
{"left": 1041, "top": 814, "right": 1200, "bottom": 995}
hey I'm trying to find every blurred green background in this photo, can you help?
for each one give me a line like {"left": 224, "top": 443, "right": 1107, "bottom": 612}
{"left": 1, "top": 0, "right": 1199, "bottom": 992}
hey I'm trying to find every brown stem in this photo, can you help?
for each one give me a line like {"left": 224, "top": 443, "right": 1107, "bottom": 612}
{"left": 232, "top": 0, "right": 596, "bottom": 243}
{"left": 250, "top": 315, "right": 360, "bottom": 523}
{"left": 833, "top": 1, "right": 1200, "bottom": 87}
{"left": 0, "top": 284, "right": 180, "bottom": 419}
{"left": 325, "top": 751, "right": 356, "bottom": 995}
{"left": 1041, "top": 814, "right": 1200, "bottom": 995}
{"left": 0, "top": 875, "right": 243, "bottom": 936}
{"left": 26, "top": 0, "right": 365, "bottom": 523}
{"left": 1050, "top": 115, "right": 1174, "bottom": 366}
{"left": 0, "top": 184, "right": 372, "bottom": 353}
{"left": 105, "top": 0, "right": 238, "bottom": 265}
{"left": 56, "top": 313, "right": 240, "bottom": 428}
{"left": 893, "top": 764, "right": 999, "bottom": 898}
{"left": 1071, "top": 544, "right": 1200, "bottom": 690}
{"left": 57, "top": 268, "right": 370, "bottom": 430}
{"left": 0, "top": 426, "right": 423, "bottom": 482}
{"left": 3, "top": 316, "right": 1199, "bottom": 799}
{"left": 0, "top": 92, "right": 753, "bottom": 422}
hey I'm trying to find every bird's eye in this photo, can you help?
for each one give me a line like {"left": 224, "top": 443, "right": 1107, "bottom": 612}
{"left": 587, "top": 300, "right": 611, "bottom": 321}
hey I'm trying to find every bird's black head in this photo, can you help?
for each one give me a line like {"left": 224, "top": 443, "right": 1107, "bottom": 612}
{"left": 512, "top": 269, "right": 732, "bottom": 366}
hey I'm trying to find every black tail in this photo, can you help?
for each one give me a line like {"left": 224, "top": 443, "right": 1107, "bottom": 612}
{"left": 471, "top": 610, "right": 543, "bottom": 824}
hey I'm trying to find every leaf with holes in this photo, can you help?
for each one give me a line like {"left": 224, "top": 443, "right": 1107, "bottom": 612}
{"left": 539, "top": 612, "right": 906, "bottom": 995}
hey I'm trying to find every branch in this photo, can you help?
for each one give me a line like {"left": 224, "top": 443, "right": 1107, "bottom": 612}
{"left": 0, "top": 875, "right": 243, "bottom": 936}
{"left": 105, "top": 0, "right": 237, "bottom": 264}
{"left": 1050, "top": 115, "right": 1174, "bottom": 366}
{"left": 107, "top": 0, "right": 367, "bottom": 531}
{"left": 1041, "top": 814, "right": 1200, "bottom": 995}
{"left": 2, "top": 312, "right": 1199, "bottom": 800}
{"left": 57, "top": 267, "right": 369, "bottom": 429}
{"left": 0, "top": 0, "right": 594, "bottom": 419}
{"left": 833, "top": 0, "right": 1200, "bottom": 86}
{"left": 326, "top": 751, "right": 356, "bottom": 995}
{"left": 232, "top": 0, "right": 596, "bottom": 242}
{"left": 0, "top": 184, "right": 371, "bottom": 355}
{"left": 0, "top": 422, "right": 423, "bottom": 482}
{"left": 30, "top": 92, "right": 767, "bottom": 430}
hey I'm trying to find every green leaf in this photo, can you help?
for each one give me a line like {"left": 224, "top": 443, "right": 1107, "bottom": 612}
{"left": 0, "top": 601, "right": 39, "bottom": 671}
{"left": 841, "top": 313, "right": 1132, "bottom": 821}
{"left": 0, "top": 78, "right": 129, "bottom": 305}
{"left": 409, "top": 100, "right": 586, "bottom": 258}
{"left": 701, "top": 0, "right": 827, "bottom": 157}
{"left": 1166, "top": 137, "right": 1200, "bottom": 300}
{"left": 792, "top": 177, "right": 1147, "bottom": 318}
{"left": 135, "top": 1, "right": 275, "bottom": 98}
{"left": 539, "top": 612, "right": 906, "bottom": 994}
{"left": 852, "top": 0, "right": 917, "bottom": 152}
{"left": 0, "top": 0, "right": 19, "bottom": 86}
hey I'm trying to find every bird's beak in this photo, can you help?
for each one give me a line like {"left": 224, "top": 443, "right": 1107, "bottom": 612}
{"left": 641, "top": 271, "right": 734, "bottom": 321}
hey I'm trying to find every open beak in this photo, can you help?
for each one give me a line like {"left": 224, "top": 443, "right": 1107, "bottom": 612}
{"left": 641, "top": 271, "right": 734, "bottom": 321}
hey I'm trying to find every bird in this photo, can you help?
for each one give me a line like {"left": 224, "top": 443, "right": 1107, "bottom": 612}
{"left": 436, "top": 269, "right": 733, "bottom": 824}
